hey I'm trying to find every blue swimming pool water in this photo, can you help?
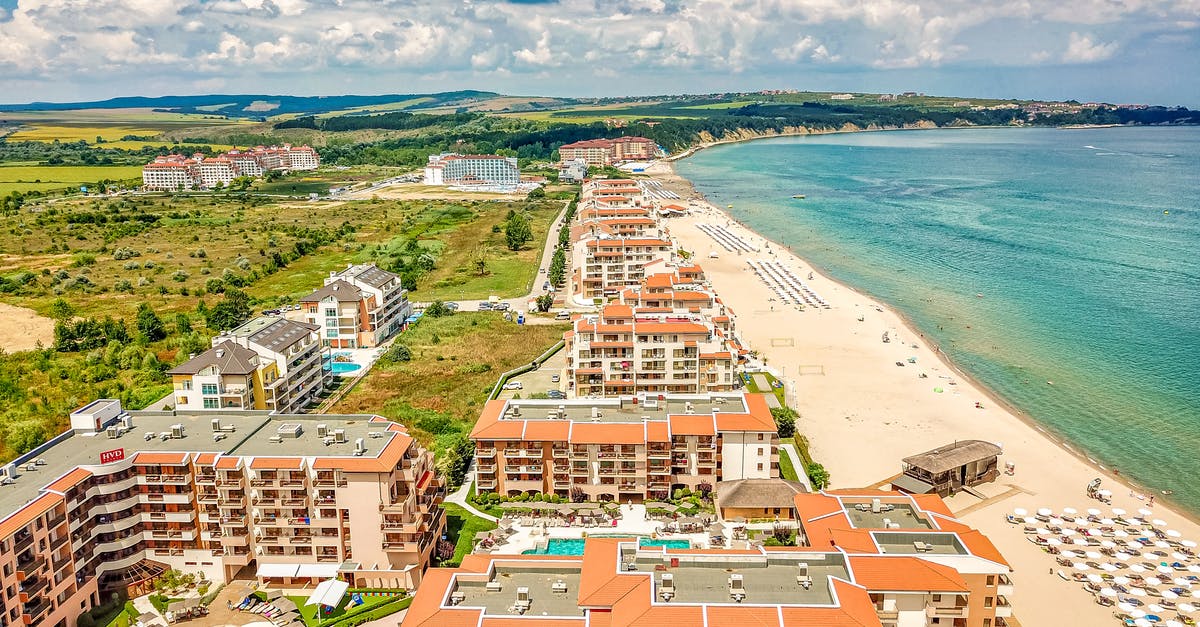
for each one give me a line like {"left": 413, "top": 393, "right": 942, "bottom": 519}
{"left": 323, "top": 361, "right": 361, "bottom": 374}
{"left": 522, "top": 537, "right": 690, "bottom": 555}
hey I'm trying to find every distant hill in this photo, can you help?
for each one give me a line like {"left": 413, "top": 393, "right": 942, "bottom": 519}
{"left": 0, "top": 91, "right": 500, "bottom": 118}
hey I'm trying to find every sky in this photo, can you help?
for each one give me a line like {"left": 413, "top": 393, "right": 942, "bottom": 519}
{"left": 0, "top": 0, "right": 1197, "bottom": 106}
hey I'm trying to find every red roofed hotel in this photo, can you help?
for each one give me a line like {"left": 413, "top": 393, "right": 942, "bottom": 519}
{"left": 405, "top": 489, "right": 1015, "bottom": 627}
{"left": 469, "top": 392, "right": 779, "bottom": 502}
{"left": 0, "top": 399, "right": 445, "bottom": 627}
{"left": 558, "top": 137, "right": 657, "bottom": 166}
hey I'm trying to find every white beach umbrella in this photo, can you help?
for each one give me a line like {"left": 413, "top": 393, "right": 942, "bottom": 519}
{"left": 1102, "top": 588, "right": 1119, "bottom": 597}
{"left": 1193, "top": 589, "right": 1200, "bottom": 598}
{"left": 1075, "top": 562, "right": 1091, "bottom": 570}
{"left": 1115, "top": 576, "right": 1132, "bottom": 585}
{"left": 1147, "top": 577, "right": 1164, "bottom": 586}
{"left": 1132, "top": 565, "right": 1148, "bottom": 573}
{"left": 1175, "top": 553, "right": 1191, "bottom": 561}
{"left": 1147, "top": 552, "right": 1165, "bottom": 560}
{"left": 1089, "top": 528, "right": 1105, "bottom": 536}
{"left": 1141, "top": 508, "right": 1155, "bottom": 517}
{"left": 1150, "top": 603, "right": 1167, "bottom": 613}
{"left": 1103, "top": 563, "right": 1119, "bottom": 572}
{"left": 1117, "top": 530, "right": 1131, "bottom": 538}
{"left": 1113, "top": 508, "right": 1127, "bottom": 516}
{"left": 1158, "top": 541, "right": 1174, "bottom": 549}
{"left": 1134, "top": 618, "right": 1152, "bottom": 627}
{"left": 1131, "top": 607, "right": 1147, "bottom": 616}
{"left": 1119, "top": 602, "right": 1137, "bottom": 613}
{"left": 1061, "top": 550, "right": 1079, "bottom": 558}
{"left": 1130, "top": 541, "right": 1148, "bottom": 550}
{"left": 1103, "top": 518, "right": 1117, "bottom": 525}
{"left": 1179, "top": 602, "right": 1198, "bottom": 612}
{"left": 1087, "top": 551, "right": 1104, "bottom": 559}
{"left": 1075, "top": 538, "right": 1091, "bottom": 546}
{"left": 1037, "top": 527, "right": 1051, "bottom": 535}
{"left": 1013, "top": 507, "right": 1028, "bottom": 517}
{"left": 1132, "top": 588, "right": 1149, "bottom": 597}
{"left": 1154, "top": 519, "right": 1169, "bottom": 527}
{"left": 1119, "top": 552, "right": 1136, "bottom": 561}
{"left": 1173, "top": 577, "right": 1192, "bottom": 587}
{"left": 1050, "top": 517, "right": 1066, "bottom": 526}
{"left": 1160, "top": 565, "right": 1176, "bottom": 574}
{"left": 1181, "top": 540, "right": 1197, "bottom": 548}
{"left": 1189, "top": 565, "right": 1200, "bottom": 573}
{"left": 1169, "top": 530, "right": 1183, "bottom": 538}
{"left": 1103, "top": 540, "right": 1119, "bottom": 548}
{"left": 1088, "top": 574, "right": 1105, "bottom": 583}
{"left": 1024, "top": 516, "right": 1037, "bottom": 524}
{"left": 1062, "top": 528, "right": 1078, "bottom": 536}
{"left": 1047, "top": 538, "right": 1062, "bottom": 546}
{"left": 1163, "top": 590, "right": 1180, "bottom": 600}
{"left": 1166, "top": 620, "right": 1184, "bottom": 627}
{"left": 1064, "top": 507, "right": 1078, "bottom": 515}
{"left": 1038, "top": 507, "right": 1054, "bottom": 516}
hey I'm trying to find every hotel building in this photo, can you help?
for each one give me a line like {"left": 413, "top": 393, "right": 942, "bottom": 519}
{"left": 293, "top": 264, "right": 412, "bottom": 349}
{"left": 572, "top": 237, "right": 675, "bottom": 301}
{"left": 558, "top": 137, "right": 658, "bottom": 166}
{"left": 423, "top": 154, "right": 520, "bottom": 188}
{"left": 469, "top": 392, "right": 778, "bottom": 502}
{"left": 141, "top": 156, "right": 200, "bottom": 191}
{"left": 403, "top": 490, "right": 1013, "bottom": 627}
{"left": 564, "top": 302, "right": 738, "bottom": 397}
{"left": 141, "top": 145, "right": 320, "bottom": 190}
{"left": 168, "top": 316, "right": 329, "bottom": 414}
{"left": 0, "top": 400, "right": 446, "bottom": 627}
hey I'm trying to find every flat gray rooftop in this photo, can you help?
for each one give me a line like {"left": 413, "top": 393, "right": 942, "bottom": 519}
{"left": 503, "top": 395, "right": 748, "bottom": 424}
{"left": 873, "top": 531, "right": 968, "bottom": 556}
{"left": 0, "top": 410, "right": 393, "bottom": 518}
{"left": 454, "top": 566, "right": 584, "bottom": 617}
{"left": 627, "top": 547, "right": 848, "bottom": 606}
{"left": 843, "top": 503, "right": 933, "bottom": 530}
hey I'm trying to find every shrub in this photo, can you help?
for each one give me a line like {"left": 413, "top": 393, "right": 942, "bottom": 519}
{"left": 171, "top": 270, "right": 189, "bottom": 282}
{"left": 113, "top": 248, "right": 140, "bottom": 260}
{"left": 387, "top": 343, "right": 412, "bottom": 362}
{"left": 806, "top": 463, "right": 831, "bottom": 490}
{"left": 771, "top": 406, "right": 798, "bottom": 439}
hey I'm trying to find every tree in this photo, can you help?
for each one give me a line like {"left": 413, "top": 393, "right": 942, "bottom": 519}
{"left": 697, "top": 481, "right": 713, "bottom": 498}
{"left": 504, "top": 213, "right": 532, "bottom": 251}
{"left": 526, "top": 186, "right": 546, "bottom": 199}
{"left": 136, "top": 303, "right": 167, "bottom": 343}
{"left": 49, "top": 298, "right": 76, "bottom": 322}
{"left": 806, "top": 462, "right": 830, "bottom": 490}
{"left": 175, "top": 312, "right": 192, "bottom": 335}
{"left": 425, "top": 301, "right": 452, "bottom": 317}
{"left": 772, "top": 523, "right": 794, "bottom": 544}
{"left": 436, "top": 539, "right": 456, "bottom": 562}
{"left": 205, "top": 288, "right": 252, "bottom": 331}
{"left": 535, "top": 294, "right": 553, "bottom": 312}
{"left": 437, "top": 434, "right": 474, "bottom": 487}
{"left": 570, "top": 486, "right": 587, "bottom": 503}
{"left": 5, "top": 422, "right": 46, "bottom": 455}
{"left": 387, "top": 343, "right": 412, "bottom": 362}
{"left": 770, "top": 406, "right": 798, "bottom": 439}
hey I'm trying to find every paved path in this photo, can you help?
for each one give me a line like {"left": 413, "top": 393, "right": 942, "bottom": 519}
{"left": 780, "top": 443, "right": 813, "bottom": 491}
{"left": 444, "top": 463, "right": 498, "bottom": 522}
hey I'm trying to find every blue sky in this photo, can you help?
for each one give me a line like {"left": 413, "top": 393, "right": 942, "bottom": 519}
{"left": 0, "top": 0, "right": 1197, "bottom": 106}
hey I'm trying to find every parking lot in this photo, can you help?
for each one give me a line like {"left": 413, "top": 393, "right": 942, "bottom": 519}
{"left": 496, "top": 349, "right": 567, "bottom": 400}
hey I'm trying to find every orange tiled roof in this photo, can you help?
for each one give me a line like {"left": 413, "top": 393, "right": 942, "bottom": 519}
{"left": 667, "top": 414, "right": 715, "bottom": 436}
{"left": 45, "top": 467, "right": 92, "bottom": 493}
{"left": 0, "top": 493, "right": 60, "bottom": 540}
{"left": 848, "top": 555, "right": 968, "bottom": 593}
{"left": 133, "top": 452, "right": 189, "bottom": 465}
{"left": 249, "top": 457, "right": 304, "bottom": 470}
{"left": 570, "top": 422, "right": 645, "bottom": 445}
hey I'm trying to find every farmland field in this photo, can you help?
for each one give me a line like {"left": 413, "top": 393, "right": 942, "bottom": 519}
{"left": 1, "top": 107, "right": 253, "bottom": 147}
{"left": 0, "top": 164, "right": 144, "bottom": 194}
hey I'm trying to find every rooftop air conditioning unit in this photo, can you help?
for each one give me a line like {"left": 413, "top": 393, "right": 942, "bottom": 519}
{"left": 353, "top": 438, "right": 365, "bottom": 456}
{"left": 106, "top": 426, "right": 122, "bottom": 439}
{"left": 277, "top": 423, "right": 303, "bottom": 439}
{"left": 685, "top": 402, "right": 695, "bottom": 414}
{"left": 170, "top": 424, "right": 185, "bottom": 439}
{"left": 120, "top": 415, "right": 134, "bottom": 430}
{"left": 317, "top": 424, "right": 329, "bottom": 438}
{"left": 211, "top": 418, "right": 222, "bottom": 432}
{"left": 333, "top": 429, "right": 347, "bottom": 444}
{"left": 369, "top": 431, "right": 383, "bottom": 439}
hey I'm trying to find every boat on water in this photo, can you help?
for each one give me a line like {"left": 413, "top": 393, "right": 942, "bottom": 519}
{"left": 792, "top": 194, "right": 806, "bottom": 199}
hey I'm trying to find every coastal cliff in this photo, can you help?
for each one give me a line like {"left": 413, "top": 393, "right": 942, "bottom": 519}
{"left": 678, "top": 119, "right": 946, "bottom": 159}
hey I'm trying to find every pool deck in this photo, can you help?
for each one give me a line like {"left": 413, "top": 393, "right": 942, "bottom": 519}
{"left": 488, "top": 505, "right": 719, "bottom": 554}
{"left": 324, "top": 346, "right": 384, "bottom": 378}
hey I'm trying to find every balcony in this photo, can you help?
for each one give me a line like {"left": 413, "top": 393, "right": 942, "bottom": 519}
{"left": 997, "top": 574, "right": 1014, "bottom": 596}
{"left": 926, "top": 596, "right": 970, "bottom": 619}
{"left": 551, "top": 447, "right": 569, "bottom": 458}
{"left": 476, "top": 479, "right": 497, "bottom": 490}
{"left": 476, "top": 463, "right": 497, "bottom": 474}
{"left": 995, "top": 596, "right": 1012, "bottom": 618}
{"left": 476, "top": 448, "right": 496, "bottom": 458}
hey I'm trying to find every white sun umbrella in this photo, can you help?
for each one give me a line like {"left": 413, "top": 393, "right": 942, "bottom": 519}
{"left": 1163, "top": 590, "right": 1180, "bottom": 600}
{"left": 1176, "top": 552, "right": 1191, "bottom": 561}
{"left": 1154, "top": 519, "right": 1169, "bottom": 527}
{"left": 1132, "top": 565, "right": 1148, "bottom": 573}
{"left": 1116, "top": 530, "right": 1131, "bottom": 538}
{"left": 1150, "top": 603, "right": 1167, "bottom": 613}
{"left": 1113, "top": 508, "right": 1127, "bottom": 516}
{"left": 1089, "top": 507, "right": 1104, "bottom": 516}
{"left": 1036, "top": 527, "right": 1052, "bottom": 535}
{"left": 1062, "top": 528, "right": 1078, "bottom": 536}
{"left": 1047, "top": 538, "right": 1062, "bottom": 546}
{"left": 1169, "top": 530, "right": 1184, "bottom": 538}
{"left": 1115, "top": 576, "right": 1132, "bottom": 585}
{"left": 1103, "top": 563, "right": 1119, "bottom": 572}
{"left": 1189, "top": 565, "right": 1200, "bottom": 573}
{"left": 1119, "top": 552, "right": 1136, "bottom": 561}
{"left": 1119, "top": 602, "right": 1138, "bottom": 613}
{"left": 1131, "top": 607, "right": 1147, "bottom": 617}
{"left": 1103, "top": 540, "right": 1119, "bottom": 548}
{"left": 1075, "top": 538, "right": 1091, "bottom": 546}
{"left": 1102, "top": 588, "right": 1119, "bottom": 597}
{"left": 1158, "top": 541, "right": 1174, "bottom": 549}
{"left": 1087, "top": 551, "right": 1104, "bottom": 559}
{"left": 1130, "top": 540, "right": 1148, "bottom": 550}
{"left": 1147, "top": 577, "right": 1164, "bottom": 586}
{"left": 1193, "top": 589, "right": 1200, "bottom": 598}
{"left": 1166, "top": 621, "right": 1185, "bottom": 627}
{"left": 1061, "top": 550, "right": 1079, "bottom": 558}
{"left": 1134, "top": 618, "right": 1151, "bottom": 627}
{"left": 1131, "top": 587, "right": 1149, "bottom": 597}
{"left": 1013, "top": 507, "right": 1029, "bottom": 517}
{"left": 1075, "top": 562, "right": 1091, "bottom": 570}
{"left": 1024, "top": 516, "right": 1037, "bottom": 524}
{"left": 1089, "top": 528, "right": 1105, "bottom": 536}
{"left": 1160, "top": 565, "right": 1175, "bottom": 574}
{"left": 1088, "top": 573, "right": 1105, "bottom": 583}
{"left": 1050, "top": 517, "right": 1065, "bottom": 526}
{"left": 1181, "top": 540, "right": 1197, "bottom": 548}
{"left": 1173, "top": 577, "right": 1192, "bottom": 587}
{"left": 1146, "top": 552, "right": 1164, "bottom": 560}
{"left": 1038, "top": 507, "right": 1053, "bottom": 516}
{"left": 1064, "top": 506, "right": 1078, "bottom": 515}
{"left": 1180, "top": 602, "right": 1198, "bottom": 612}
{"left": 1141, "top": 508, "right": 1155, "bottom": 517}
{"left": 1102, "top": 518, "right": 1117, "bottom": 525}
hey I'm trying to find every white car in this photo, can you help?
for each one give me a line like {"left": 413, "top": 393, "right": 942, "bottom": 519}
{"left": 502, "top": 381, "right": 523, "bottom": 390}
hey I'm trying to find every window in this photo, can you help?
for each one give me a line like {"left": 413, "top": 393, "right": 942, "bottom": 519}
{"left": 182, "top": 380, "right": 193, "bottom": 390}
{"left": 986, "top": 575, "right": 996, "bottom": 586}
{"left": 984, "top": 620, "right": 992, "bottom": 627}
{"left": 758, "top": 447, "right": 765, "bottom": 456}
{"left": 932, "top": 595, "right": 942, "bottom": 602}
{"left": 201, "top": 383, "right": 218, "bottom": 395}
{"left": 757, "top": 433, "right": 764, "bottom": 441}
{"left": 984, "top": 596, "right": 993, "bottom": 608}
{"left": 756, "top": 463, "right": 764, "bottom": 471}
{"left": 203, "top": 399, "right": 219, "bottom": 409}
{"left": 325, "top": 308, "right": 337, "bottom": 317}
{"left": 177, "top": 396, "right": 188, "bottom": 405}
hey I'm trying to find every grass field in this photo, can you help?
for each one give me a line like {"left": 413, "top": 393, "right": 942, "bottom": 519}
{"left": 332, "top": 313, "right": 566, "bottom": 451}
{"left": 315, "top": 97, "right": 435, "bottom": 118}
{"left": 442, "top": 502, "right": 498, "bottom": 566}
{"left": 0, "top": 164, "right": 144, "bottom": 194}
{"left": 3, "top": 107, "right": 253, "bottom": 147}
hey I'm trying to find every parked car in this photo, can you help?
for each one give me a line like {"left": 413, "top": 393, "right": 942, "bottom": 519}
{"left": 494, "top": 302, "right": 511, "bottom": 311}
{"left": 547, "top": 390, "right": 566, "bottom": 399}
{"left": 502, "top": 381, "right": 523, "bottom": 390}
{"left": 551, "top": 374, "right": 560, "bottom": 383}
{"left": 543, "top": 281, "right": 551, "bottom": 291}
{"left": 445, "top": 302, "right": 460, "bottom": 311}
{"left": 478, "top": 302, "right": 493, "bottom": 310}
{"left": 554, "top": 311, "right": 571, "bottom": 320}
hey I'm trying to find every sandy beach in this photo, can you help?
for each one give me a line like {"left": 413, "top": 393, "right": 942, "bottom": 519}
{"left": 647, "top": 159, "right": 1200, "bottom": 626}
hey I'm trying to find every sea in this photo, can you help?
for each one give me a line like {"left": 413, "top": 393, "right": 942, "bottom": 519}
{"left": 676, "top": 126, "right": 1200, "bottom": 513}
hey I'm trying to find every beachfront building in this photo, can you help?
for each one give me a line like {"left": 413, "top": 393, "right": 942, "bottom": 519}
{"left": 559, "top": 137, "right": 658, "bottom": 166}
{"left": 564, "top": 303, "right": 738, "bottom": 397}
{"left": 0, "top": 399, "right": 446, "bottom": 627}
{"left": 793, "top": 489, "right": 1015, "bottom": 627}
{"left": 423, "top": 153, "right": 520, "bottom": 189}
{"left": 293, "top": 264, "right": 412, "bottom": 349}
{"left": 558, "top": 158, "right": 588, "bottom": 183}
{"left": 141, "top": 155, "right": 200, "bottom": 190}
{"left": 405, "top": 489, "right": 1014, "bottom": 627}
{"left": 168, "top": 316, "right": 328, "bottom": 413}
{"left": 469, "top": 392, "right": 778, "bottom": 502}
{"left": 714, "top": 477, "right": 807, "bottom": 520}
{"left": 893, "top": 440, "right": 1003, "bottom": 497}
{"left": 572, "top": 236, "right": 675, "bottom": 301}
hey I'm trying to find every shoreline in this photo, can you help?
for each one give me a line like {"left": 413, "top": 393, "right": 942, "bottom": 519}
{"left": 662, "top": 132, "right": 1186, "bottom": 515}
{"left": 647, "top": 142, "right": 1200, "bottom": 625}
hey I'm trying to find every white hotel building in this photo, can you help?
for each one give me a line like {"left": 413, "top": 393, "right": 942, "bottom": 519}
{"left": 423, "top": 153, "right": 520, "bottom": 189}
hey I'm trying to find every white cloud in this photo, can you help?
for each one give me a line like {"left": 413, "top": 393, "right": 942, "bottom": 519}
{"left": 1062, "top": 32, "right": 1119, "bottom": 63}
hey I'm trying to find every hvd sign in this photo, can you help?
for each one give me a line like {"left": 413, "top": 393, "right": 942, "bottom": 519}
{"left": 99, "top": 448, "right": 125, "bottom": 464}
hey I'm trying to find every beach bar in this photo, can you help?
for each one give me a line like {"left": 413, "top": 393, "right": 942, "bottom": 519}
{"left": 893, "top": 439, "right": 1002, "bottom": 497}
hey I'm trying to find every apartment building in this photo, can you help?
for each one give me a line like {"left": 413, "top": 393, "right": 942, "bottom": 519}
{"left": 470, "top": 392, "right": 778, "bottom": 502}
{"left": 423, "top": 154, "right": 520, "bottom": 188}
{"left": 572, "top": 236, "right": 675, "bottom": 301}
{"left": 225, "top": 151, "right": 264, "bottom": 177}
{"left": 141, "top": 156, "right": 199, "bottom": 191}
{"left": 559, "top": 137, "right": 658, "bottom": 166}
{"left": 565, "top": 303, "right": 737, "bottom": 396}
{"left": 198, "top": 157, "right": 238, "bottom": 188}
{"left": 168, "top": 316, "right": 328, "bottom": 413}
{"left": 293, "top": 264, "right": 412, "bottom": 349}
{"left": 0, "top": 399, "right": 445, "bottom": 627}
{"left": 404, "top": 492, "right": 1013, "bottom": 627}
{"left": 282, "top": 145, "right": 320, "bottom": 171}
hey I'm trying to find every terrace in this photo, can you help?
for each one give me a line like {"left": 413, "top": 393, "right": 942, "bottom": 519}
{"left": 451, "top": 564, "right": 585, "bottom": 617}
{"left": 841, "top": 500, "right": 934, "bottom": 530}
{"left": 497, "top": 394, "right": 749, "bottom": 424}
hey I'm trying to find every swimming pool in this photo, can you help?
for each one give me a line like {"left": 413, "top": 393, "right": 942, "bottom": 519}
{"left": 323, "top": 360, "right": 362, "bottom": 374}
{"left": 522, "top": 537, "right": 690, "bottom": 555}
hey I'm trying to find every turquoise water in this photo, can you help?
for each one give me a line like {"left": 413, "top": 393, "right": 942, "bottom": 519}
{"left": 677, "top": 127, "right": 1200, "bottom": 513}
{"left": 523, "top": 537, "right": 691, "bottom": 555}
{"left": 323, "top": 359, "right": 361, "bottom": 374}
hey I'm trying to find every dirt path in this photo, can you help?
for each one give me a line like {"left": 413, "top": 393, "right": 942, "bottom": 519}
{"left": 0, "top": 303, "right": 54, "bottom": 352}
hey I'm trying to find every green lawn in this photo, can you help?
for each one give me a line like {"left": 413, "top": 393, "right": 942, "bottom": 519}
{"left": 743, "top": 371, "right": 787, "bottom": 406}
{"left": 778, "top": 445, "right": 799, "bottom": 481}
{"left": 0, "top": 164, "right": 144, "bottom": 195}
{"left": 442, "top": 502, "right": 497, "bottom": 566}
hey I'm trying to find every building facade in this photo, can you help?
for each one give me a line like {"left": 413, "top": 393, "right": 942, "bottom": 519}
{"left": 0, "top": 400, "right": 446, "bottom": 627}
{"left": 141, "top": 145, "right": 319, "bottom": 190}
{"left": 559, "top": 137, "right": 657, "bottom": 166}
{"left": 423, "top": 154, "right": 520, "bottom": 188}
{"left": 168, "top": 316, "right": 328, "bottom": 414}
{"left": 470, "top": 393, "right": 779, "bottom": 502}
{"left": 141, "top": 156, "right": 200, "bottom": 191}
{"left": 293, "top": 264, "right": 412, "bottom": 349}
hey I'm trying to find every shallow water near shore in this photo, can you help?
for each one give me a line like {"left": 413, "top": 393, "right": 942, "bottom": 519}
{"left": 676, "top": 126, "right": 1200, "bottom": 512}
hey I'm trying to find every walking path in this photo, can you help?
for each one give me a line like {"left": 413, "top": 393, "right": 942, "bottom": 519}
{"left": 445, "top": 463, "right": 498, "bottom": 522}
{"left": 780, "top": 442, "right": 812, "bottom": 491}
